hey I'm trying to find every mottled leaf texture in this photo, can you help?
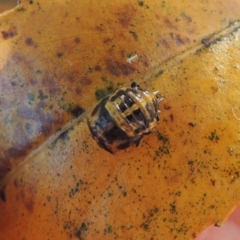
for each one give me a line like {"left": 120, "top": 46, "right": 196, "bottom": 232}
{"left": 0, "top": 0, "right": 240, "bottom": 239}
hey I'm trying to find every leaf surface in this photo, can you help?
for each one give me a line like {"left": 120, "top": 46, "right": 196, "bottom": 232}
{"left": 0, "top": 0, "right": 240, "bottom": 239}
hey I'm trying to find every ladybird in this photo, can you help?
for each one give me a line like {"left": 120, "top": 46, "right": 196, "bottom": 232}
{"left": 88, "top": 82, "right": 162, "bottom": 154}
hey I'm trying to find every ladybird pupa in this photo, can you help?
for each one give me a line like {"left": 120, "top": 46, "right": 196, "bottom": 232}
{"left": 88, "top": 82, "right": 162, "bottom": 154}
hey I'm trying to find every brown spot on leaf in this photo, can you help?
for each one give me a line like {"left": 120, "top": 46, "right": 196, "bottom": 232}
{"left": 170, "top": 33, "right": 190, "bottom": 45}
{"left": 76, "top": 222, "right": 88, "bottom": 240}
{"left": 164, "top": 18, "right": 178, "bottom": 30}
{"left": 117, "top": 4, "right": 137, "bottom": 27}
{"left": 25, "top": 37, "right": 35, "bottom": 46}
{"left": 57, "top": 52, "right": 64, "bottom": 58}
{"left": 181, "top": 13, "right": 192, "bottom": 23}
{"left": 0, "top": 146, "right": 29, "bottom": 181}
{"left": 11, "top": 53, "right": 32, "bottom": 66}
{"left": 0, "top": 186, "right": 6, "bottom": 202}
{"left": 140, "top": 54, "right": 149, "bottom": 67}
{"left": 201, "top": 37, "right": 212, "bottom": 47}
{"left": 95, "top": 25, "right": 104, "bottom": 31}
{"left": 106, "top": 59, "right": 135, "bottom": 76}
{"left": 42, "top": 73, "right": 55, "bottom": 87}
{"left": 210, "top": 86, "right": 218, "bottom": 93}
{"left": 14, "top": 178, "right": 19, "bottom": 188}
{"left": 17, "top": 185, "right": 37, "bottom": 212}
{"left": 1, "top": 26, "right": 18, "bottom": 40}
{"left": 30, "top": 78, "right": 38, "bottom": 85}
{"left": 49, "top": 86, "right": 61, "bottom": 96}
{"left": 66, "top": 70, "right": 80, "bottom": 84}
{"left": 103, "top": 38, "right": 112, "bottom": 45}
{"left": 170, "top": 114, "right": 174, "bottom": 122}
{"left": 6, "top": 146, "right": 28, "bottom": 160}
{"left": 211, "top": 179, "right": 216, "bottom": 186}
{"left": 188, "top": 122, "right": 196, "bottom": 127}
{"left": 160, "top": 38, "right": 170, "bottom": 49}
{"left": 94, "top": 65, "right": 101, "bottom": 71}
{"left": 70, "top": 106, "right": 85, "bottom": 117}
{"left": 164, "top": 104, "right": 171, "bottom": 110}
{"left": 75, "top": 87, "right": 82, "bottom": 95}
{"left": 80, "top": 77, "right": 92, "bottom": 86}
{"left": 75, "top": 37, "right": 80, "bottom": 44}
{"left": 25, "top": 198, "right": 35, "bottom": 212}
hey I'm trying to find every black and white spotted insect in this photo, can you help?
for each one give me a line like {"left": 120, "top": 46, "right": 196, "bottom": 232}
{"left": 88, "top": 82, "right": 162, "bottom": 154}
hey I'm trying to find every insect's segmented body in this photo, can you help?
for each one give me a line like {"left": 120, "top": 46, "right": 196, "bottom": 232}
{"left": 88, "top": 82, "right": 162, "bottom": 153}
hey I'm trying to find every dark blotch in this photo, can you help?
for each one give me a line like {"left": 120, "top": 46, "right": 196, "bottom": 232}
{"left": 18, "top": 185, "right": 37, "bottom": 212}
{"left": 95, "top": 25, "right": 104, "bottom": 31}
{"left": 25, "top": 198, "right": 34, "bottom": 212}
{"left": 188, "top": 122, "right": 196, "bottom": 127}
{"left": 129, "top": 31, "right": 138, "bottom": 40}
{"left": 80, "top": 76, "right": 92, "bottom": 86}
{"left": 170, "top": 33, "right": 190, "bottom": 45}
{"left": 181, "top": 12, "right": 192, "bottom": 23}
{"left": 94, "top": 65, "right": 101, "bottom": 71}
{"left": 0, "top": 146, "right": 29, "bottom": 180}
{"left": 69, "top": 180, "right": 83, "bottom": 198}
{"left": 202, "top": 37, "right": 212, "bottom": 47}
{"left": 0, "top": 186, "right": 6, "bottom": 202}
{"left": 76, "top": 222, "right": 88, "bottom": 240}
{"left": 155, "top": 69, "right": 164, "bottom": 78}
{"left": 59, "top": 130, "right": 70, "bottom": 142}
{"left": 0, "top": 164, "right": 11, "bottom": 182}
{"left": 38, "top": 89, "right": 48, "bottom": 100}
{"left": 106, "top": 59, "right": 135, "bottom": 76}
{"left": 138, "top": 0, "right": 145, "bottom": 7}
{"left": 1, "top": 27, "right": 17, "bottom": 40}
{"left": 164, "top": 104, "right": 171, "bottom": 110}
{"left": 75, "top": 37, "right": 80, "bottom": 44}
{"left": 117, "top": 4, "right": 136, "bottom": 28}
{"left": 70, "top": 106, "right": 85, "bottom": 117}
{"left": 6, "top": 147, "right": 27, "bottom": 159}
{"left": 57, "top": 52, "right": 64, "bottom": 58}
{"left": 25, "top": 37, "right": 34, "bottom": 46}
{"left": 11, "top": 81, "right": 17, "bottom": 86}
{"left": 14, "top": 178, "right": 19, "bottom": 188}
{"left": 211, "top": 179, "right": 216, "bottom": 186}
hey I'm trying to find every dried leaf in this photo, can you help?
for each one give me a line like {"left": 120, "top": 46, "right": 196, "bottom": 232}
{"left": 1, "top": 0, "right": 240, "bottom": 239}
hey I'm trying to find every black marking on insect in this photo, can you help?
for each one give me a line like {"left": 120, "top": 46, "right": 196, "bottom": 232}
{"left": 88, "top": 82, "right": 162, "bottom": 154}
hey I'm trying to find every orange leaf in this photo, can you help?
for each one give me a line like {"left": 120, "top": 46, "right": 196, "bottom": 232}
{"left": 1, "top": 0, "right": 240, "bottom": 239}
